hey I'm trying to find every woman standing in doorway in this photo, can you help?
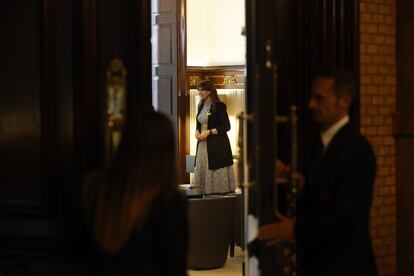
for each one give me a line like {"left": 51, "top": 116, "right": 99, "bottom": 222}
{"left": 193, "top": 80, "right": 236, "bottom": 194}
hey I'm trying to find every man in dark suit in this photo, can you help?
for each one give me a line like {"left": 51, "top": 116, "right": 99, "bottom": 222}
{"left": 259, "top": 68, "right": 377, "bottom": 275}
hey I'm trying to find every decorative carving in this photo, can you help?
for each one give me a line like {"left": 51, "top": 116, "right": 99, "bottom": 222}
{"left": 186, "top": 66, "right": 245, "bottom": 88}
{"left": 106, "top": 58, "right": 127, "bottom": 128}
{"left": 189, "top": 75, "right": 202, "bottom": 86}
{"left": 105, "top": 58, "right": 127, "bottom": 164}
{"left": 223, "top": 75, "right": 237, "bottom": 85}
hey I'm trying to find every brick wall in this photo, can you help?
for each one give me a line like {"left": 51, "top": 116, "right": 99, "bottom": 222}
{"left": 360, "top": 0, "right": 396, "bottom": 275}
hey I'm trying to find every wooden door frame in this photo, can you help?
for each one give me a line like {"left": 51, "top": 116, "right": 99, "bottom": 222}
{"left": 175, "top": 0, "right": 248, "bottom": 183}
{"left": 177, "top": 0, "right": 189, "bottom": 183}
{"left": 159, "top": 0, "right": 361, "bottom": 274}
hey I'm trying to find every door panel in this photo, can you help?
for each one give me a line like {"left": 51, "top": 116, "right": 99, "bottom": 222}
{"left": 152, "top": 0, "right": 178, "bottom": 127}
{"left": 0, "top": 0, "right": 152, "bottom": 274}
{"left": 0, "top": 0, "right": 67, "bottom": 266}
{"left": 246, "top": 0, "right": 279, "bottom": 274}
{"left": 1, "top": 0, "right": 43, "bottom": 207}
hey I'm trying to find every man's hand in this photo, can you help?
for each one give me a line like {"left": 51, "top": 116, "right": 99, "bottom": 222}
{"left": 258, "top": 212, "right": 295, "bottom": 246}
{"left": 275, "top": 160, "right": 290, "bottom": 178}
{"left": 291, "top": 172, "right": 305, "bottom": 190}
{"left": 275, "top": 159, "right": 305, "bottom": 189}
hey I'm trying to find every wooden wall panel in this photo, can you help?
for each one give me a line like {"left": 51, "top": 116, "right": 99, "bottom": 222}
{"left": 396, "top": 0, "right": 414, "bottom": 274}
{"left": 0, "top": 0, "right": 65, "bottom": 266}
{"left": 277, "top": 0, "right": 360, "bottom": 172}
{"left": 0, "top": 0, "right": 43, "bottom": 207}
{"left": 177, "top": 0, "right": 188, "bottom": 183}
{"left": 155, "top": 0, "right": 173, "bottom": 13}
{"left": 156, "top": 26, "right": 173, "bottom": 64}
{"left": 156, "top": 78, "right": 174, "bottom": 114}
{"left": 152, "top": 0, "right": 178, "bottom": 123}
{"left": 0, "top": 0, "right": 153, "bottom": 274}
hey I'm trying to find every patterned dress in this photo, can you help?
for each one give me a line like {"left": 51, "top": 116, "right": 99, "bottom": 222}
{"left": 192, "top": 101, "right": 236, "bottom": 194}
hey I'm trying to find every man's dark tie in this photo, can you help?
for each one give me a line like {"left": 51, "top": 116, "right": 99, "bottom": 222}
{"left": 308, "top": 138, "right": 324, "bottom": 185}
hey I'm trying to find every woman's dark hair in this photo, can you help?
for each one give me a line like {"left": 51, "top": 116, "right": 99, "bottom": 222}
{"left": 197, "top": 80, "right": 222, "bottom": 105}
{"left": 83, "top": 111, "right": 176, "bottom": 253}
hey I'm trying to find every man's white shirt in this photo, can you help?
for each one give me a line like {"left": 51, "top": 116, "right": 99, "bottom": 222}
{"left": 321, "top": 115, "right": 350, "bottom": 150}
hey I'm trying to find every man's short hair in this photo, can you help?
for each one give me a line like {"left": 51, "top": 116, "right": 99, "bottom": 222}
{"left": 314, "top": 67, "right": 355, "bottom": 100}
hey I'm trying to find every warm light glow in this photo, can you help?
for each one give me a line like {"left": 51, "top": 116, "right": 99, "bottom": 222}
{"left": 186, "top": 57, "right": 210, "bottom": 67}
{"left": 187, "top": 0, "right": 246, "bottom": 66}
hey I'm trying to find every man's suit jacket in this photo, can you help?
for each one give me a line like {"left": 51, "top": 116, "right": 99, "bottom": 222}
{"left": 295, "top": 123, "right": 377, "bottom": 276}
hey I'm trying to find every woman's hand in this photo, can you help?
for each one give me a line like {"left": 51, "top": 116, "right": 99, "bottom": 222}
{"left": 197, "top": 130, "right": 210, "bottom": 141}
{"left": 195, "top": 131, "right": 200, "bottom": 140}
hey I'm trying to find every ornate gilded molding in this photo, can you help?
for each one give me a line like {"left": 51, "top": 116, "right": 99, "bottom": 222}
{"left": 186, "top": 66, "right": 245, "bottom": 88}
{"left": 189, "top": 75, "right": 202, "bottom": 86}
{"left": 223, "top": 75, "right": 237, "bottom": 85}
{"left": 106, "top": 58, "right": 127, "bottom": 128}
{"left": 105, "top": 58, "right": 127, "bottom": 164}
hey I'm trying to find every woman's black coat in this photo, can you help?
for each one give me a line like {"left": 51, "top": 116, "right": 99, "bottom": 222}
{"left": 195, "top": 101, "right": 233, "bottom": 170}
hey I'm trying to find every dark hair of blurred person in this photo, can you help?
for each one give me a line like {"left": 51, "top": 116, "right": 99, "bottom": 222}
{"left": 82, "top": 111, "right": 188, "bottom": 276}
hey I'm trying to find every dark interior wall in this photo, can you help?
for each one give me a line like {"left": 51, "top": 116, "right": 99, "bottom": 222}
{"left": 274, "top": 0, "right": 360, "bottom": 173}
{"left": 0, "top": 0, "right": 151, "bottom": 274}
{"left": 0, "top": 1, "right": 82, "bottom": 274}
{"left": 245, "top": 0, "right": 361, "bottom": 272}
{"left": 396, "top": 0, "right": 414, "bottom": 274}
{"left": 81, "top": 0, "right": 151, "bottom": 170}
{"left": 0, "top": 0, "right": 44, "bottom": 206}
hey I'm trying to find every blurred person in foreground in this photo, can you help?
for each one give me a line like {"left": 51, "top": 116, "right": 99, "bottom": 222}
{"left": 82, "top": 111, "right": 188, "bottom": 276}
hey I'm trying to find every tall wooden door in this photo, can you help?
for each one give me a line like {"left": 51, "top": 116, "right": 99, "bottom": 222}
{"left": 151, "top": 0, "right": 178, "bottom": 124}
{"left": 0, "top": 2, "right": 80, "bottom": 274}
{"left": 245, "top": 0, "right": 279, "bottom": 274}
{"left": 151, "top": 0, "right": 188, "bottom": 182}
{"left": 0, "top": 0, "right": 151, "bottom": 274}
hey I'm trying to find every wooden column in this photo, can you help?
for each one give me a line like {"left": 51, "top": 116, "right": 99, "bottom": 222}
{"left": 396, "top": 0, "right": 414, "bottom": 274}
